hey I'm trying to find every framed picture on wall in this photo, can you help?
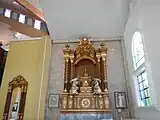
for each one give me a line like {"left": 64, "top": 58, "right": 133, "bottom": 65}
{"left": 48, "top": 94, "right": 59, "bottom": 108}
{"left": 114, "top": 92, "right": 127, "bottom": 109}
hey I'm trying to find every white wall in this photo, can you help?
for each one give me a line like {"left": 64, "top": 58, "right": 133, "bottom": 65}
{"left": 27, "top": 0, "right": 42, "bottom": 11}
{"left": 40, "top": 0, "right": 130, "bottom": 40}
{"left": 124, "top": 0, "right": 160, "bottom": 119}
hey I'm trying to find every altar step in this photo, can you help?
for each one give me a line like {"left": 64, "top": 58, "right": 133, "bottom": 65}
{"left": 122, "top": 118, "right": 144, "bottom": 120}
{"left": 60, "top": 114, "right": 113, "bottom": 120}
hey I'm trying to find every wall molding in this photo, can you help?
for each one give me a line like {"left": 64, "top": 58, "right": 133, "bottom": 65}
{"left": 52, "top": 36, "right": 123, "bottom": 44}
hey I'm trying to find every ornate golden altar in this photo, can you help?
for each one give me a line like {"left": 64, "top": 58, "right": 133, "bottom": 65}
{"left": 61, "top": 37, "right": 110, "bottom": 113}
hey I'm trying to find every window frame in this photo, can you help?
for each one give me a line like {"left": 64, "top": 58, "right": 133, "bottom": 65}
{"left": 34, "top": 20, "right": 41, "bottom": 30}
{"left": 19, "top": 14, "right": 26, "bottom": 23}
{"left": 132, "top": 31, "right": 152, "bottom": 107}
{"left": 4, "top": 9, "right": 11, "bottom": 18}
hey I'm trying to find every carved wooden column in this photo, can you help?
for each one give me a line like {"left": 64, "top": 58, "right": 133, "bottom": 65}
{"left": 96, "top": 50, "right": 101, "bottom": 79}
{"left": 100, "top": 43, "right": 108, "bottom": 92}
{"left": 18, "top": 85, "right": 28, "bottom": 120}
{"left": 63, "top": 44, "right": 70, "bottom": 93}
{"left": 3, "top": 85, "right": 13, "bottom": 120}
{"left": 70, "top": 50, "right": 75, "bottom": 80}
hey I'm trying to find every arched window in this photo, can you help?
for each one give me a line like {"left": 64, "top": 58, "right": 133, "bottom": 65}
{"left": 132, "top": 31, "right": 152, "bottom": 107}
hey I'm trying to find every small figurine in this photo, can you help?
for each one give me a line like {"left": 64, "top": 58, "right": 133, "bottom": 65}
{"left": 70, "top": 78, "right": 79, "bottom": 94}
{"left": 93, "top": 78, "right": 102, "bottom": 94}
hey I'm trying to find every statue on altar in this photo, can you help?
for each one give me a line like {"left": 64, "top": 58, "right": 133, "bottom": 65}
{"left": 70, "top": 78, "right": 79, "bottom": 94}
{"left": 93, "top": 78, "right": 102, "bottom": 94}
{"left": 70, "top": 68, "right": 102, "bottom": 94}
{"left": 81, "top": 68, "right": 91, "bottom": 87}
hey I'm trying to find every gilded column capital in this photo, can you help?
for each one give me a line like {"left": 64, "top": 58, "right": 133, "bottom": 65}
{"left": 100, "top": 42, "right": 107, "bottom": 61}
{"left": 96, "top": 50, "right": 101, "bottom": 62}
{"left": 70, "top": 58, "right": 74, "bottom": 63}
{"left": 63, "top": 44, "right": 71, "bottom": 62}
{"left": 101, "top": 55, "right": 106, "bottom": 61}
{"left": 69, "top": 49, "right": 75, "bottom": 63}
{"left": 64, "top": 57, "right": 69, "bottom": 62}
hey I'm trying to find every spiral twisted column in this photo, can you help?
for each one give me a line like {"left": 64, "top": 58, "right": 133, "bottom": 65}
{"left": 63, "top": 44, "right": 70, "bottom": 93}
{"left": 100, "top": 43, "right": 108, "bottom": 92}
{"left": 70, "top": 50, "right": 75, "bottom": 80}
{"left": 102, "top": 55, "right": 108, "bottom": 92}
{"left": 96, "top": 51, "right": 101, "bottom": 79}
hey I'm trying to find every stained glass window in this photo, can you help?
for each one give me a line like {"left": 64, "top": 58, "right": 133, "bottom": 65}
{"left": 132, "top": 32, "right": 152, "bottom": 107}
{"left": 137, "top": 71, "right": 151, "bottom": 106}
{"left": 132, "top": 32, "right": 145, "bottom": 69}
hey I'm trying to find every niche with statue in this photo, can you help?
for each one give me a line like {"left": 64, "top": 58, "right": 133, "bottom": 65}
{"left": 3, "top": 75, "right": 28, "bottom": 120}
{"left": 61, "top": 37, "right": 110, "bottom": 113}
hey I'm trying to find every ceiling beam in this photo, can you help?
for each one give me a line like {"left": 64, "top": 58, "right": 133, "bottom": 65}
{"left": 0, "top": 16, "right": 48, "bottom": 37}
{"left": 0, "top": 3, "right": 42, "bottom": 21}
{"left": 15, "top": 0, "right": 45, "bottom": 21}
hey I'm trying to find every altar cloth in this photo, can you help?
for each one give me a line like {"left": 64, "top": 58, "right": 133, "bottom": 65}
{"left": 60, "top": 114, "right": 113, "bottom": 120}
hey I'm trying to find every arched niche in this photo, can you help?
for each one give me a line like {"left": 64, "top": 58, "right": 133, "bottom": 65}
{"left": 75, "top": 59, "right": 97, "bottom": 78}
{"left": 3, "top": 75, "right": 28, "bottom": 120}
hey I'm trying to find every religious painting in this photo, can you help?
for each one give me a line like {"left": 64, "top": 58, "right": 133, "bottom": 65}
{"left": 114, "top": 92, "right": 127, "bottom": 109}
{"left": 48, "top": 94, "right": 59, "bottom": 108}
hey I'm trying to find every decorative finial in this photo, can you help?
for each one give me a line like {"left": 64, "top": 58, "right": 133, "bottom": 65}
{"left": 65, "top": 44, "right": 70, "bottom": 49}
{"left": 100, "top": 42, "right": 105, "bottom": 48}
{"left": 82, "top": 37, "right": 88, "bottom": 41}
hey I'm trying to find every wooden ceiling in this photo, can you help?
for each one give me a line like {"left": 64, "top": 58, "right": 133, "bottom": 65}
{"left": 0, "top": 0, "right": 48, "bottom": 37}
{"left": 0, "top": 16, "right": 48, "bottom": 37}
{"left": 0, "top": 0, "right": 44, "bottom": 21}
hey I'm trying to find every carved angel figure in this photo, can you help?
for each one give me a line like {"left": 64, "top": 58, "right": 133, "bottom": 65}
{"left": 93, "top": 78, "right": 102, "bottom": 94}
{"left": 70, "top": 78, "right": 79, "bottom": 94}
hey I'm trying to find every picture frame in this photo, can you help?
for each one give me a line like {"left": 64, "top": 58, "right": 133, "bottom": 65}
{"left": 48, "top": 94, "right": 60, "bottom": 108}
{"left": 114, "top": 92, "right": 127, "bottom": 109}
